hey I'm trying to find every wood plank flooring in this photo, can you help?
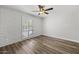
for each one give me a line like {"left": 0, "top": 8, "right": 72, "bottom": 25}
{"left": 0, "top": 35, "right": 79, "bottom": 54}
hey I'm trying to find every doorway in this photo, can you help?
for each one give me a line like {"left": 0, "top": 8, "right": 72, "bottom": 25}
{"left": 22, "top": 16, "right": 33, "bottom": 39}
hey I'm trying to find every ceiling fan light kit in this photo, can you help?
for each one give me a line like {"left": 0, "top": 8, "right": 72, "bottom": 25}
{"left": 33, "top": 5, "right": 53, "bottom": 15}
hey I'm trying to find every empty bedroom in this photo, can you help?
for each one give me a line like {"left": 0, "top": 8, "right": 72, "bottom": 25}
{"left": 0, "top": 5, "right": 79, "bottom": 54}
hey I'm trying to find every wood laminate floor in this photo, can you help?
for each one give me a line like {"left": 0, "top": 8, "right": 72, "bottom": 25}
{"left": 0, "top": 35, "right": 79, "bottom": 54}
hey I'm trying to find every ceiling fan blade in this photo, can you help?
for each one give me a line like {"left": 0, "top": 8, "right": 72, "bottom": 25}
{"left": 38, "top": 5, "right": 43, "bottom": 8}
{"left": 44, "top": 12, "right": 49, "bottom": 14}
{"left": 38, "top": 5, "right": 45, "bottom": 10}
{"left": 38, "top": 5, "right": 45, "bottom": 8}
{"left": 45, "top": 8, "right": 53, "bottom": 11}
{"left": 38, "top": 5, "right": 43, "bottom": 11}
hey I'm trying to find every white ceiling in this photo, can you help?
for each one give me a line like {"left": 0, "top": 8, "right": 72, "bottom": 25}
{"left": 0, "top": 5, "right": 79, "bottom": 18}
{"left": 0, "top": 5, "right": 54, "bottom": 18}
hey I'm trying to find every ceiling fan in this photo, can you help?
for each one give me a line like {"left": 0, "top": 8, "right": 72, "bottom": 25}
{"left": 33, "top": 5, "right": 53, "bottom": 15}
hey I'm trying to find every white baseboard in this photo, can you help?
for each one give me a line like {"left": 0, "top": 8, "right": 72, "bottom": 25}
{"left": 43, "top": 34, "right": 79, "bottom": 43}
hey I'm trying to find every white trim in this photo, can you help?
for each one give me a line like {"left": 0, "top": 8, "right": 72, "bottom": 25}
{"left": 43, "top": 34, "right": 79, "bottom": 43}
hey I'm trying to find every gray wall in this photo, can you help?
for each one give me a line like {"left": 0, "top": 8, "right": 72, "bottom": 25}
{"left": 0, "top": 7, "right": 43, "bottom": 47}
{"left": 43, "top": 5, "right": 79, "bottom": 42}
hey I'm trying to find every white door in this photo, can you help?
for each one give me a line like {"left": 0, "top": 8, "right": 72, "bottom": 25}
{"left": 22, "top": 15, "right": 33, "bottom": 39}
